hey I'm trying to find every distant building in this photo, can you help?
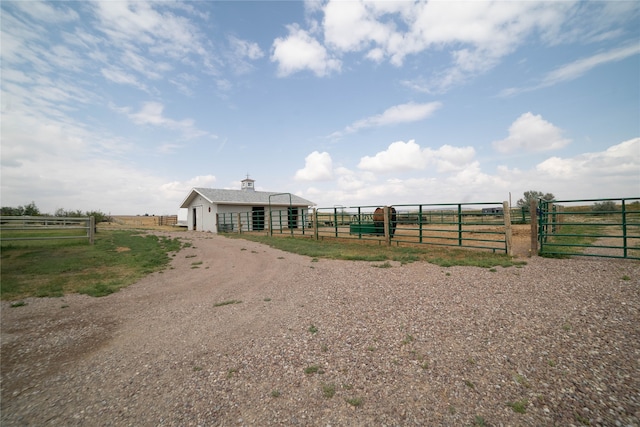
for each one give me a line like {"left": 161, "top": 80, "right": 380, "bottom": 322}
{"left": 482, "top": 207, "right": 504, "bottom": 215}
{"left": 179, "top": 177, "right": 315, "bottom": 233}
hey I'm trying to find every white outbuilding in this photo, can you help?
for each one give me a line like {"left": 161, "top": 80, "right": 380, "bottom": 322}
{"left": 179, "top": 178, "right": 315, "bottom": 233}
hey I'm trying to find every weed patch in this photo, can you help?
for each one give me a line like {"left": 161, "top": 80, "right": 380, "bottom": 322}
{"left": 345, "top": 397, "right": 363, "bottom": 407}
{"left": 304, "top": 365, "right": 324, "bottom": 375}
{"left": 507, "top": 399, "right": 528, "bottom": 413}
{"left": 321, "top": 383, "right": 336, "bottom": 398}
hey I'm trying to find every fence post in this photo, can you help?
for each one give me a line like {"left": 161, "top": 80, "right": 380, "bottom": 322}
{"left": 529, "top": 199, "right": 538, "bottom": 256}
{"left": 503, "top": 201, "right": 512, "bottom": 256}
{"left": 89, "top": 216, "right": 95, "bottom": 245}
{"left": 314, "top": 208, "right": 319, "bottom": 241}
{"left": 383, "top": 206, "right": 391, "bottom": 246}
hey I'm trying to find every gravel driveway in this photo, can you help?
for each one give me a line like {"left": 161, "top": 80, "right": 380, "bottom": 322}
{"left": 2, "top": 232, "right": 639, "bottom": 426}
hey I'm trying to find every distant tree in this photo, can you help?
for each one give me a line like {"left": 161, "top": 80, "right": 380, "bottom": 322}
{"left": 54, "top": 207, "right": 111, "bottom": 223}
{"left": 86, "top": 210, "right": 112, "bottom": 223}
{"left": 517, "top": 191, "right": 555, "bottom": 209}
{"left": 592, "top": 201, "right": 617, "bottom": 214}
{"left": 21, "top": 202, "right": 41, "bottom": 216}
{"left": 1, "top": 206, "right": 21, "bottom": 216}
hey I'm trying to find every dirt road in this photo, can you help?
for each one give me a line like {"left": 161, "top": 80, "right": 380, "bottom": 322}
{"left": 2, "top": 232, "right": 639, "bottom": 426}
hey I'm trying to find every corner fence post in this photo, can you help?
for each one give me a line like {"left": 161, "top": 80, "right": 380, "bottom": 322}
{"left": 503, "top": 201, "right": 512, "bottom": 256}
{"left": 530, "top": 199, "right": 538, "bottom": 256}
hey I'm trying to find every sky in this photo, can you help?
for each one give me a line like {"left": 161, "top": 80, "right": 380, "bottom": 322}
{"left": 1, "top": 0, "right": 639, "bottom": 216}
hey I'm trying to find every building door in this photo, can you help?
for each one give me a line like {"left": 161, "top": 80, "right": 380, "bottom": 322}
{"left": 288, "top": 207, "right": 298, "bottom": 229}
{"left": 252, "top": 207, "right": 264, "bottom": 231}
{"left": 193, "top": 206, "right": 203, "bottom": 231}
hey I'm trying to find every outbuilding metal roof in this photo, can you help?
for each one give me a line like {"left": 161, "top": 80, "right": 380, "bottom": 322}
{"left": 180, "top": 187, "right": 315, "bottom": 208}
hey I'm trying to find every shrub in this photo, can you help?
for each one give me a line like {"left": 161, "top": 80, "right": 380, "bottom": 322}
{"left": 592, "top": 201, "right": 617, "bottom": 214}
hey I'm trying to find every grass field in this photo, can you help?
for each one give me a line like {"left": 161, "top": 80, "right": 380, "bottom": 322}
{"left": 226, "top": 234, "right": 527, "bottom": 268}
{"left": 1, "top": 229, "right": 185, "bottom": 300}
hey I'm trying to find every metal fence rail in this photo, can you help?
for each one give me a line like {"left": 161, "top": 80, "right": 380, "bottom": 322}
{"left": 314, "top": 202, "right": 512, "bottom": 254}
{"left": 216, "top": 209, "right": 311, "bottom": 235}
{"left": 537, "top": 197, "right": 640, "bottom": 259}
{"left": 0, "top": 216, "right": 95, "bottom": 244}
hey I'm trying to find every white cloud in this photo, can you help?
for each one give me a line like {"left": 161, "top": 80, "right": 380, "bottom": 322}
{"left": 0, "top": 107, "right": 179, "bottom": 215}
{"left": 279, "top": 1, "right": 636, "bottom": 94}
{"left": 271, "top": 24, "right": 341, "bottom": 77}
{"left": 500, "top": 43, "right": 640, "bottom": 97}
{"left": 297, "top": 138, "right": 638, "bottom": 209}
{"left": 12, "top": 0, "right": 79, "bottom": 23}
{"left": 493, "top": 112, "right": 571, "bottom": 153}
{"left": 536, "top": 137, "right": 640, "bottom": 179}
{"left": 294, "top": 151, "right": 334, "bottom": 181}
{"left": 426, "top": 145, "right": 477, "bottom": 173}
{"left": 229, "top": 36, "right": 264, "bottom": 60}
{"left": 92, "top": 0, "right": 218, "bottom": 76}
{"left": 101, "top": 67, "right": 149, "bottom": 91}
{"left": 358, "top": 140, "right": 476, "bottom": 174}
{"left": 313, "top": 0, "right": 572, "bottom": 90}
{"left": 160, "top": 175, "right": 217, "bottom": 200}
{"left": 126, "top": 102, "right": 211, "bottom": 139}
{"left": 322, "top": 0, "right": 401, "bottom": 53}
{"left": 227, "top": 35, "right": 265, "bottom": 74}
{"left": 331, "top": 102, "right": 442, "bottom": 138}
{"left": 358, "top": 140, "right": 427, "bottom": 173}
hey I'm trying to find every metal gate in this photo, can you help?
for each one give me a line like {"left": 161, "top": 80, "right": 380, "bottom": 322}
{"left": 538, "top": 197, "right": 640, "bottom": 259}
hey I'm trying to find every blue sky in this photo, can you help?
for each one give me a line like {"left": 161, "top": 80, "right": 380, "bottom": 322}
{"left": 1, "top": 0, "right": 639, "bottom": 215}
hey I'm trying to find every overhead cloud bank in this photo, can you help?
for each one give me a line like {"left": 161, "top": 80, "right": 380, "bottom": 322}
{"left": 296, "top": 137, "right": 639, "bottom": 208}
{"left": 269, "top": 1, "right": 637, "bottom": 92}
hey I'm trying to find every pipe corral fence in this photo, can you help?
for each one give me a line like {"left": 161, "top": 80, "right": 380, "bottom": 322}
{"left": 217, "top": 196, "right": 640, "bottom": 259}
{"left": 217, "top": 201, "right": 518, "bottom": 255}
{"left": 313, "top": 202, "right": 515, "bottom": 254}
{"left": 0, "top": 216, "right": 95, "bottom": 245}
{"left": 535, "top": 197, "right": 640, "bottom": 259}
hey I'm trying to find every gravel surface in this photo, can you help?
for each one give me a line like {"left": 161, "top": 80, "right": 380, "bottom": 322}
{"left": 2, "top": 232, "right": 639, "bottom": 426}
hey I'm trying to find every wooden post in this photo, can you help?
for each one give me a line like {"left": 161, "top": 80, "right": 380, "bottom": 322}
{"left": 503, "top": 201, "right": 512, "bottom": 256}
{"left": 529, "top": 199, "right": 538, "bottom": 256}
{"left": 314, "top": 208, "right": 319, "bottom": 241}
{"left": 383, "top": 206, "right": 391, "bottom": 246}
{"left": 237, "top": 212, "right": 242, "bottom": 234}
{"left": 89, "top": 216, "right": 95, "bottom": 245}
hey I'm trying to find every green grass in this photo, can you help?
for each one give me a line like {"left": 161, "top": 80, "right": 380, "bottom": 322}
{"left": 507, "top": 399, "right": 528, "bottom": 414}
{"left": 321, "top": 383, "right": 336, "bottom": 398}
{"left": 345, "top": 397, "right": 363, "bottom": 407}
{"left": 226, "top": 234, "right": 526, "bottom": 268}
{"left": 514, "top": 373, "right": 531, "bottom": 388}
{"left": 473, "top": 415, "right": 487, "bottom": 426}
{"left": 304, "top": 365, "right": 323, "bottom": 375}
{"left": 1, "top": 230, "right": 185, "bottom": 300}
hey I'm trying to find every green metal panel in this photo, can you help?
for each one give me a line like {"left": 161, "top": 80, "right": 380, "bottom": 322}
{"left": 538, "top": 197, "right": 640, "bottom": 259}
